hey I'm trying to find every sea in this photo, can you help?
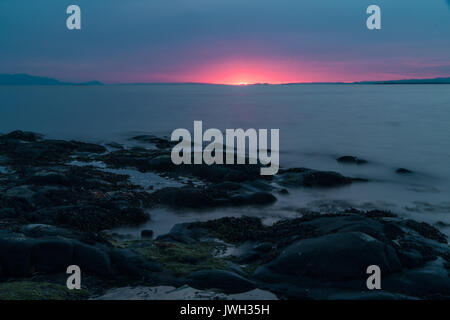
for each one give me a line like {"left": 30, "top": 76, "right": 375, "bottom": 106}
{"left": 1, "top": 84, "right": 449, "bottom": 236}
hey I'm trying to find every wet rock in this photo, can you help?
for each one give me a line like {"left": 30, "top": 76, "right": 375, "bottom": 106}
{"left": 106, "top": 142, "right": 124, "bottom": 150}
{"left": 0, "top": 130, "right": 42, "bottom": 142}
{"left": 20, "top": 224, "right": 79, "bottom": 239}
{"left": 147, "top": 155, "right": 175, "bottom": 171}
{"left": 256, "top": 232, "right": 401, "bottom": 281}
{"left": 229, "top": 192, "right": 276, "bottom": 206}
{"left": 154, "top": 187, "right": 216, "bottom": 208}
{"left": 31, "top": 240, "right": 73, "bottom": 273}
{"left": 0, "top": 238, "right": 34, "bottom": 277}
{"left": 26, "top": 173, "right": 69, "bottom": 186}
{"left": 71, "top": 141, "right": 106, "bottom": 154}
{"left": 130, "top": 135, "right": 176, "bottom": 149}
{"left": 187, "top": 270, "right": 255, "bottom": 293}
{"left": 277, "top": 168, "right": 359, "bottom": 188}
{"left": 337, "top": 156, "right": 368, "bottom": 165}
{"left": 73, "top": 243, "right": 114, "bottom": 276}
{"left": 156, "top": 223, "right": 210, "bottom": 244}
{"left": 186, "top": 216, "right": 265, "bottom": 244}
{"left": 152, "top": 186, "right": 276, "bottom": 209}
{"left": 402, "top": 220, "right": 447, "bottom": 243}
{"left": 109, "top": 248, "right": 163, "bottom": 278}
{"left": 396, "top": 168, "right": 413, "bottom": 175}
{"left": 212, "top": 181, "right": 242, "bottom": 191}
{"left": 301, "top": 215, "right": 386, "bottom": 241}
{"left": 384, "top": 258, "right": 450, "bottom": 298}
{"left": 141, "top": 230, "right": 154, "bottom": 239}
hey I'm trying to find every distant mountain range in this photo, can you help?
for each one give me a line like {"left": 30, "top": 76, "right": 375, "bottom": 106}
{"left": 354, "top": 77, "right": 450, "bottom": 84}
{"left": 0, "top": 74, "right": 103, "bottom": 86}
{"left": 0, "top": 73, "right": 449, "bottom": 86}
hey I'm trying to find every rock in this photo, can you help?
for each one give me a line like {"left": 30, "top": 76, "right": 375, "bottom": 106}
{"left": 212, "top": 181, "right": 241, "bottom": 191}
{"left": 70, "top": 141, "right": 107, "bottom": 154}
{"left": 141, "top": 230, "right": 154, "bottom": 239}
{"left": 26, "top": 173, "right": 69, "bottom": 186}
{"left": 187, "top": 270, "right": 255, "bottom": 293}
{"left": 31, "top": 240, "right": 73, "bottom": 273}
{"left": 0, "top": 208, "right": 16, "bottom": 219}
{"left": 402, "top": 220, "right": 447, "bottom": 243}
{"left": 302, "top": 170, "right": 353, "bottom": 187}
{"left": 301, "top": 215, "right": 386, "bottom": 240}
{"left": 72, "top": 243, "right": 114, "bottom": 276}
{"left": 384, "top": 258, "right": 450, "bottom": 298}
{"left": 0, "top": 130, "right": 41, "bottom": 142}
{"left": 20, "top": 224, "right": 76, "bottom": 239}
{"left": 257, "top": 232, "right": 401, "bottom": 281}
{"left": 6, "top": 185, "right": 36, "bottom": 201}
{"left": 157, "top": 223, "right": 210, "bottom": 244}
{"left": 337, "top": 156, "right": 368, "bottom": 165}
{"left": 229, "top": 192, "right": 277, "bottom": 206}
{"left": 253, "top": 242, "right": 274, "bottom": 253}
{"left": 130, "top": 135, "right": 176, "bottom": 149}
{"left": 396, "top": 168, "right": 413, "bottom": 175}
{"left": 397, "top": 249, "right": 424, "bottom": 268}
{"left": 109, "top": 248, "right": 162, "bottom": 278}
{"left": 277, "top": 168, "right": 355, "bottom": 187}
{"left": 155, "top": 187, "right": 216, "bottom": 208}
{"left": 0, "top": 239, "right": 34, "bottom": 277}
{"left": 147, "top": 155, "right": 174, "bottom": 171}
{"left": 106, "top": 142, "right": 124, "bottom": 149}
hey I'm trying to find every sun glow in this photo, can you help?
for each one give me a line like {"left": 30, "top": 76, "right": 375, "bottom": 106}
{"left": 185, "top": 59, "right": 311, "bottom": 85}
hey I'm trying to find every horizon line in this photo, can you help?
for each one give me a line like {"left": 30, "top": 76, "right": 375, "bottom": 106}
{"left": 1, "top": 73, "right": 450, "bottom": 86}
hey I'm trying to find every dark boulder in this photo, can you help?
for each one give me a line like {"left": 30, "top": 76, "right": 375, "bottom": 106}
{"left": 147, "top": 155, "right": 174, "bottom": 171}
{"left": 31, "top": 240, "right": 73, "bottom": 273}
{"left": 130, "top": 135, "right": 176, "bottom": 149}
{"left": 140, "top": 229, "right": 154, "bottom": 239}
{"left": 109, "top": 248, "right": 162, "bottom": 278}
{"left": 154, "top": 187, "right": 216, "bottom": 208}
{"left": 277, "top": 168, "right": 356, "bottom": 188}
{"left": 0, "top": 238, "right": 34, "bottom": 277}
{"left": 72, "top": 243, "right": 114, "bottom": 276}
{"left": 186, "top": 270, "right": 255, "bottom": 293}
{"left": 26, "top": 173, "right": 69, "bottom": 186}
{"left": 229, "top": 192, "right": 276, "bottom": 206}
{"left": 257, "top": 232, "right": 402, "bottom": 282}
{"left": 337, "top": 156, "right": 368, "bottom": 165}
{"left": 396, "top": 168, "right": 413, "bottom": 175}
{"left": 0, "top": 130, "right": 41, "bottom": 142}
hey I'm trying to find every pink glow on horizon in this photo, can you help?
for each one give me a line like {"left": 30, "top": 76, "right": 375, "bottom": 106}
{"left": 134, "top": 59, "right": 347, "bottom": 85}
{"left": 117, "top": 60, "right": 448, "bottom": 85}
{"left": 72, "top": 56, "right": 450, "bottom": 85}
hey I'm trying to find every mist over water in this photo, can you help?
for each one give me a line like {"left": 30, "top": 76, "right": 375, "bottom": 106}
{"left": 1, "top": 84, "right": 449, "bottom": 234}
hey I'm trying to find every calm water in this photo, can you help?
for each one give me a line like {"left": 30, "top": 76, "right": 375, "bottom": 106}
{"left": 1, "top": 84, "right": 450, "bottom": 235}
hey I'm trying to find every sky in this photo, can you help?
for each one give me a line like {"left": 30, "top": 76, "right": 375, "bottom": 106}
{"left": 0, "top": 0, "right": 449, "bottom": 84}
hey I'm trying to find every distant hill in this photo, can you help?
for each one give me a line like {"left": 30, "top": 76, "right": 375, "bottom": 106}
{"left": 354, "top": 77, "right": 450, "bottom": 84}
{"left": 0, "top": 74, "right": 103, "bottom": 86}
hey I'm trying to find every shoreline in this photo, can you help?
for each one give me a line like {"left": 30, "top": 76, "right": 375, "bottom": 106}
{"left": 0, "top": 130, "right": 449, "bottom": 300}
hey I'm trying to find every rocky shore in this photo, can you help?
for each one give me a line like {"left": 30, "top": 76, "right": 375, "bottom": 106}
{"left": 0, "top": 130, "right": 448, "bottom": 300}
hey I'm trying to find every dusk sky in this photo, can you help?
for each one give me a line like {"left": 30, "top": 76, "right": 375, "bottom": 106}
{"left": 0, "top": 0, "right": 449, "bottom": 84}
